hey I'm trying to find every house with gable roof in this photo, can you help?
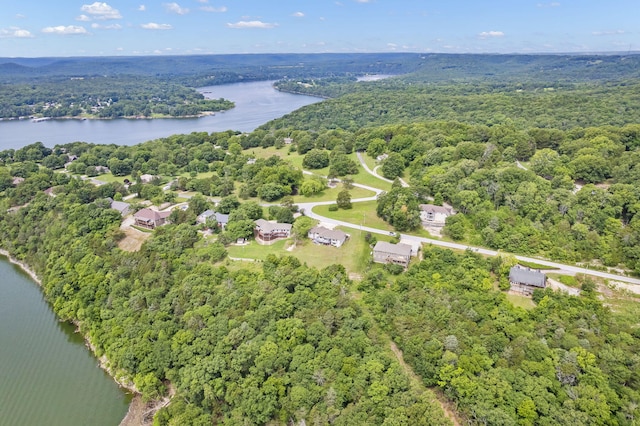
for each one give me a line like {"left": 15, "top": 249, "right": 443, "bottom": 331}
{"left": 308, "top": 226, "right": 348, "bottom": 247}
{"left": 419, "top": 204, "right": 454, "bottom": 226}
{"left": 134, "top": 208, "right": 171, "bottom": 229}
{"left": 509, "top": 266, "right": 547, "bottom": 295}
{"left": 254, "top": 218, "right": 292, "bottom": 244}
{"left": 372, "top": 241, "right": 412, "bottom": 268}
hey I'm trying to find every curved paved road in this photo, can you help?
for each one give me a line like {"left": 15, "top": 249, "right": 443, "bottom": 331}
{"left": 297, "top": 177, "right": 640, "bottom": 286}
{"left": 301, "top": 205, "right": 640, "bottom": 285}
{"left": 356, "top": 151, "right": 409, "bottom": 187}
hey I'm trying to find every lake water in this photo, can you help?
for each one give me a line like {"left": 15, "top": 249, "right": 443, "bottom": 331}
{"left": 0, "top": 80, "right": 322, "bottom": 150}
{"left": 0, "top": 256, "right": 131, "bottom": 426}
{"left": 0, "top": 79, "right": 323, "bottom": 424}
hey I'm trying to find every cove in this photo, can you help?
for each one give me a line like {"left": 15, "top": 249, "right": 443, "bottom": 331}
{"left": 0, "top": 256, "right": 131, "bottom": 425}
{"left": 0, "top": 80, "right": 322, "bottom": 151}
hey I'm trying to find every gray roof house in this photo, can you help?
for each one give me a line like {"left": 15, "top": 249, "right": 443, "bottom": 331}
{"left": 109, "top": 199, "right": 131, "bottom": 216}
{"left": 509, "top": 266, "right": 547, "bottom": 295}
{"left": 255, "top": 219, "right": 292, "bottom": 243}
{"left": 197, "top": 210, "right": 229, "bottom": 228}
{"left": 308, "top": 226, "right": 348, "bottom": 247}
{"left": 419, "top": 204, "right": 453, "bottom": 226}
{"left": 372, "top": 241, "right": 413, "bottom": 268}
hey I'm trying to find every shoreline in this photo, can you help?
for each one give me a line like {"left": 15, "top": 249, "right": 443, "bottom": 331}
{"left": 1, "top": 110, "right": 224, "bottom": 122}
{"left": 0, "top": 249, "right": 153, "bottom": 425}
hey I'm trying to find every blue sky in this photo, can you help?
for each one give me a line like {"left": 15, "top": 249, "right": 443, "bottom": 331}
{"left": 0, "top": 1, "right": 638, "bottom": 57}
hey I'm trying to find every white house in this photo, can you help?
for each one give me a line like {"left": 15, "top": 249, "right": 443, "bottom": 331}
{"left": 308, "top": 226, "right": 348, "bottom": 247}
{"left": 419, "top": 204, "right": 453, "bottom": 226}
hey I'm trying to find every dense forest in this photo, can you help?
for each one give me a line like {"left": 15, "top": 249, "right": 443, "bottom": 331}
{"left": 0, "top": 77, "right": 234, "bottom": 119}
{"left": 2, "top": 52, "right": 640, "bottom": 424}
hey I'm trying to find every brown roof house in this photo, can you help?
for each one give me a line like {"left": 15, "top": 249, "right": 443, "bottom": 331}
{"left": 372, "top": 241, "right": 412, "bottom": 268}
{"left": 509, "top": 266, "right": 547, "bottom": 295}
{"left": 255, "top": 219, "right": 292, "bottom": 244}
{"left": 134, "top": 208, "right": 171, "bottom": 229}
{"left": 419, "top": 204, "right": 454, "bottom": 226}
{"left": 308, "top": 226, "right": 348, "bottom": 247}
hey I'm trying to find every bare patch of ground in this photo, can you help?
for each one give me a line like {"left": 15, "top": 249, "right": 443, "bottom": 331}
{"left": 120, "top": 384, "right": 175, "bottom": 426}
{"left": 117, "top": 216, "right": 151, "bottom": 252}
{"left": 606, "top": 280, "right": 640, "bottom": 296}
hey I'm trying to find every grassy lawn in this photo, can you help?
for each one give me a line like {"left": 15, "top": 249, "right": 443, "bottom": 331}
{"left": 312, "top": 201, "right": 393, "bottom": 232}
{"left": 94, "top": 173, "right": 131, "bottom": 184}
{"left": 345, "top": 153, "right": 393, "bottom": 191}
{"left": 357, "top": 152, "right": 378, "bottom": 171}
{"left": 505, "top": 293, "right": 536, "bottom": 310}
{"left": 293, "top": 185, "right": 375, "bottom": 204}
{"left": 227, "top": 239, "right": 290, "bottom": 260}
{"left": 226, "top": 228, "right": 379, "bottom": 275}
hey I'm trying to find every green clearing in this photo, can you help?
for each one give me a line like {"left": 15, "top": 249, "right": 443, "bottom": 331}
{"left": 292, "top": 185, "right": 375, "bottom": 204}
{"left": 312, "top": 201, "right": 393, "bottom": 232}
{"left": 505, "top": 293, "right": 536, "bottom": 310}
{"left": 227, "top": 239, "right": 290, "bottom": 260}
{"left": 226, "top": 228, "right": 378, "bottom": 274}
{"left": 94, "top": 173, "right": 131, "bottom": 184}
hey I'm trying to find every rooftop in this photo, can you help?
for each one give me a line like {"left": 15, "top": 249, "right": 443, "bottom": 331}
{"left": 373, "top": 241, "right": 412, "bottom": 257}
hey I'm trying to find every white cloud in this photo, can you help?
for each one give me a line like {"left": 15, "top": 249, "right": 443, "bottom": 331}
{"left": 164, "top": 2, "right": 189, "bottom": 15}
{"left": 16, "top": 14, "right": 27, "bottom": 19}
{"left": 141, "top": 22, "right": 173, "bottom": 30}
{"left": 292, "top": 12, "right": 304, "bottom": 18}
{"left": 76, "top": 15, "right": 92, "bottom": 22}
{"left": 116, "top": 47, "right": 124, "bottom": 51}
{"left": 354, "top": 0, "right": 372, "bottom": 3}
{"left": 201, "top": 6, "right": 227, "bottom": 12}
{"left": 197, "top": 0, "right": 209, "bottom": 3}
{"left": 479, "top": 30, "right": 504, "bottom": 38}
{"left": 0, "top": 27, "right": 34, "bottom": 38}
{"left": 592, "top": 30, "right": 625, "bottom": 36}
{"left": 138, "top": 5, "right": 146, "bottom": 11}
{"left": 536, "top": 2, "right": 560, "bottom": 7}
{"left": 227, "top": 20, "right": 277, "bottom": 29}
{"left": 42, "top": 25, "right": 88, "bottom": 35}
{"left": 91, "top": 23, "right": 122, "bottom": 30}
{"left": 80, "top": 2, "right": 122, "bottom": 20}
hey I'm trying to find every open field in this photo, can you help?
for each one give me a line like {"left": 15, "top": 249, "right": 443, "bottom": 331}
{"left": 292, "top": 184, "right": 375, "bottom": 204}
{"left": 505, "top": 293, "right": 536, "bottom": 310}
{"left": 312, "top": 201, "right": 393, "bottom": 231}
{"left": 227, "top": 228, "right": 381, "bottom": 274}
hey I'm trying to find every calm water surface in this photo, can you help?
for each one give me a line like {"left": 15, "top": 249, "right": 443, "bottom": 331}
{"left": 0, "top": 80, "right": 322, "bottom": 150}
{"left": 0, "top": 257, "right": 130, "bottom": 426}
{"left": 0, "top": 80, "right": 322, "bottom": 424}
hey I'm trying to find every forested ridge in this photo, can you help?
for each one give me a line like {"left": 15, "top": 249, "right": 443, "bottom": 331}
{"left": 2, "top": 52, "right": 640, "bottom": 424}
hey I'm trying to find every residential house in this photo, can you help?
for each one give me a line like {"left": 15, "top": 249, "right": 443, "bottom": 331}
{"left": 372, "top": 241, "right": 412, "bottom": 268}
{"left": 133, "top": 208, "right": 171, "bottom": 229}
{"left": 139, "top": 174, "right": 155, "bottom": 184}
{"left": 376, "top": 153, "right": 389, "bottom": 162}
{"left": 508, "top": 266, "right": 547, "bottom": 295}
{"left": 283, "top": 137, "right": 293, "bottom": 145}
{"left": 12, "top": 177, "right": 24, "bottom": 186}
{"left": 419, "top": 204, "right": 453, "bottom": 226}
{"left": 255, "top": 218, "right": 292, "bottom": 243}
{"left": 308, "top": 226, "right": 348, "bottom": 247}
{"left": 107, "top": 198, "right": 131, "bottom": 216}
{"left": 197, "top": 210, "right": 229, "bottom": 229}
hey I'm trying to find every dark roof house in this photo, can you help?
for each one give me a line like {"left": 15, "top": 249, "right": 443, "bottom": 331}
{"left": 509, "top": 266, "right": 547, "bottom": 295}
